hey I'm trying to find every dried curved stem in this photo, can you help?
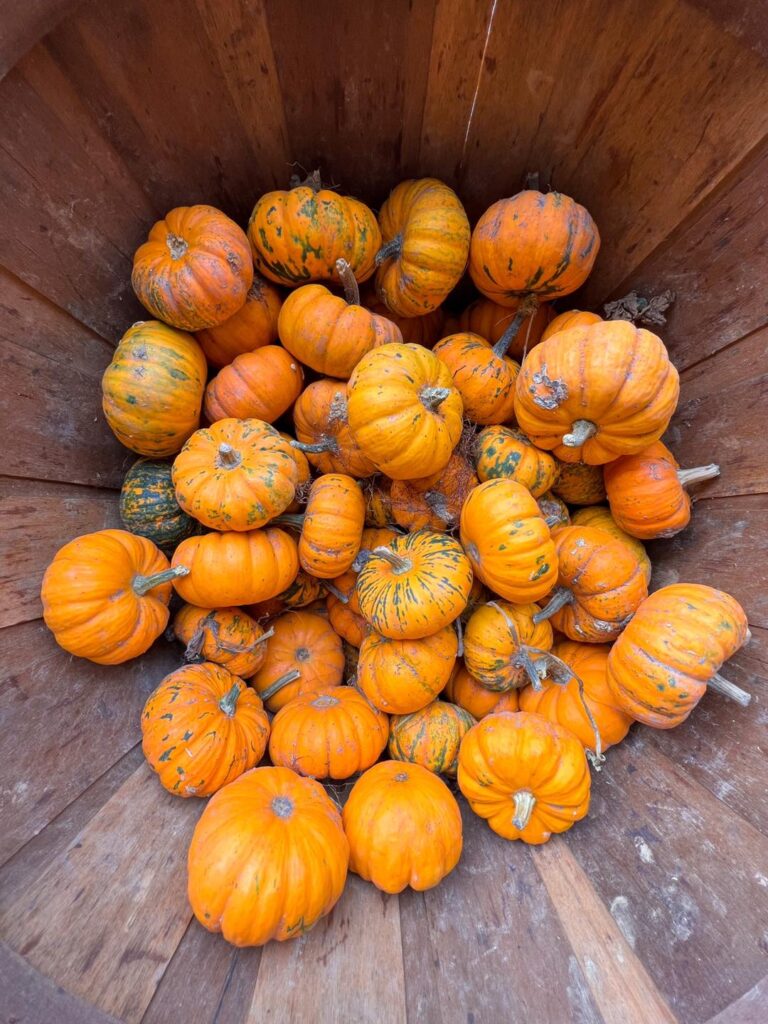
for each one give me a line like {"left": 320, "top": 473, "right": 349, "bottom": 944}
{"left": 530, "top": 645, "right": 605, "bottom": 766}
{"left": 420, "top": 386, "right": 452, "bottom": 412}
{"left": 512, "top": 790, "right": 536, "bottom": 831}
{"left": 217, "top": 442, "right": 242, "bottom": 469}
{"left": 562, "top": 419, "right": 597, "bottom": 448}
{"left": 375, "top": 235, "right": 403, "bottom": 265}
{"left": 166, "top": 233, "right": 188, "bottom": 259}
{"left": 260, "top": 668, "right": 302, "bottom": 703}
{"left": 678, "top": 464, "right": 720, "bottom": 488}
{"left": 533, "top": 587, "right": 573, "bottom": 623}
{"left": 270, "top": 514, "right": 305, "bottom": 530}
{"left": 290, "top": 437, "right": 338, "bottom": 455}
{"left": 371, "top": 546, "right": 412, "bottom": 575}
{"left": 132, "top": 565, "right": 189, "bottom": 596}
{"left": 491, "top": 294, "right": 539, "bottom": 358}
{"left": 335, "top": 258, "right": 360, "bottom": 306}
{"left": 454, "top": 615, "right": 464, "bottom": 658}
{"left": 708, "top": 671, "right": 751, "bottom": 706}
{"left": 218, "top": 683, "right": 241, "bottom": 717}
{"left": 323, "top": 581, "right": 349, "bottom": 604}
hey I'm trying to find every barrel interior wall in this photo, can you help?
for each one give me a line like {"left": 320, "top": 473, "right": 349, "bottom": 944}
{"left": 0, "top": 1, "right": 766, "bottom": 1022}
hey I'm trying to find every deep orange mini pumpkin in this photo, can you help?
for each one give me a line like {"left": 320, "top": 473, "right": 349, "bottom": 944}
{"left": 188, "top": 766, "right": 349, "bottom": 946}
{"left": 195, "top": 275, "right": 282, "bottom": 368}
{"left": 458, "top": 711, "right": 591, "bottom": 843}
{"left": 132, "top": 205, "right": 253, "bottom": 330}
{"left": 552, "top": 461, "right": 606, "bottom": 505}
{"left": 292, "top": 379, "right": 377, "bottom": 478}
{"left": 541, "top": 309, "right": 602, "bottom": 341}
{"left": 365, "top": 296, "right": 445, "bottom": 347}
{"left": 571, "top": 506, "right": 651, "bottom": 583}
{"left": 173, "top": 604, "right": 272, "bottom": 677}
{"left": 342, "top": 760, "right": 463, "bottom": 893}
{"left": 432, "top": 332, "right": 519, "bottom": 425}
{"left": 443, "top": 663, "right": 520, "bottom": 719}
{"left": 286, "top": 474, "right": 365, "bottom": 579}
{"left": 475, "top": 426, "right": 557, "bottom": 497}
{"left": 357, "top": 624, "right": 459, "bottom": 714}
{"left": 204, "top": 345, "right": 303, "bottom": 424}
{"left": 456, "top": 297, "right": 553, "bottom": 360}
{"left": 464, "top": 601, "right": 554, "bottom": 691}
{"left": 279, "top": 570, "right": 323, "bottom": 608}
{"left": 142, "top": 662, "right": 269, "bottom": 797}
{"left": 389, "top": 700, "right": 476, "bottom": 776}
{"left": 389, "top": 453, "right": 478, "bottom": 532}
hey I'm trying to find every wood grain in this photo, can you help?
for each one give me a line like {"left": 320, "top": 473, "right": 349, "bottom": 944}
{"left": 0, "top": 0, "right": 80, "bottom": 80}
{"left": 1, "top": 763, "right": 199, "bottom": 1024}
{"left": 706, "top": 973, "right": 768, "bottom": 1024}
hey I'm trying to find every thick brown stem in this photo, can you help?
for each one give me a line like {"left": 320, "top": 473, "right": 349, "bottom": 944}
{"left": 372, "top": 545, "right": 412, "bottom": 574}
{"left": 454, "top": 615, "right": 464, "bottom": 658}
{"left": 375, "top": 235, "right": 403, "bottom": 266}
{"left": 533, "top": 587, "right": 573, "bottom": 623}
{"left": 491, "top": 294, "right": 539, "bottom": 358}
{"left": 514, "top": 646, "right": 547, "bottom": 690}
{"left": 216, "top": 442, "right": 242, "bottom": 469}
{"left": 270, "top": 514, "right": 305, "bottom": 530}
{"left": 708, "top": 671, "right": 751, "bottom": 706}
{"left": 291, "top": 437, "right": 337, "bottom": 455}
{"left": 425, "top": 490, "right": 453, "bottom": 524}
{"left": 562, "top": 419, "right": 597, "bottom": 448}
{"left": 166, "top": 233, "right": 188, "bottom": 260}
{"left": 512, "top": 790, "right": 536, "bottom": 830}
{"left": 678, "top": 464, "right": 720, "bottom": 488}
{"left": 420, "top": 386, "right": 452, "bottom": 412}
{"left": 289, "top": 169, "right": 323, "bottom": 192}
{"left": 335, "top": 258, "right": 361, "bottom": 305}
{"left": 218, "top": 683, "right": 241, "bottom": 717}
{"left": 324, "top": 581, "right": 349, "bottom": 604}
{"left": 260, "top": 669, "right": 302, "bottom": 703}
{"left": 132, "top": 565, "right": 189, "bottom": 596}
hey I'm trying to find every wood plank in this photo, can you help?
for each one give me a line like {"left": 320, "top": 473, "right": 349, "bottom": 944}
{"left": 566, "top": 737, "right": 768, "bottom": 1022}
{"left": 247, "top": 874, "right": 407, "bottom": 1024}
{"left": 706, "top": 973, "right": 768, "bottom": 1024}
{"left": 0, "top": 763, "right": 199, "bottom": 1024}
{"left": 0, "top": 620, "right": 179, "bottom": 865}
{"left": 398, "top": 803, "right": 604, "bottom": 1024}
{"left": 0, "top": 0, "right": 80, "bottom": 80}
{"left": 532, "top": 839, "right": 676, "bottom": 1024}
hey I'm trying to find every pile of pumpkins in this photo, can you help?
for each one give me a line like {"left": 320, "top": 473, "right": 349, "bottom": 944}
{"left": 40, "top": 174, "right": 751, "bottom": 949}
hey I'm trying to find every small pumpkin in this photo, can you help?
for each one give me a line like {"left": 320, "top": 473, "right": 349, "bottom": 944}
{"left": 464, "top": 600, "right": 554, "bottom": 691}
{"left": 342, "top": 760, "right": 463, "bottom": 893}
{"left": 346, "top": 343, "right": 463, "bottom": 480}
{"left": 188, "top": 766, "right": 349, "bottom": 946}
{"left": 173, "top": 604, "right": 272, "bottom": 677}
{"left": 541, "top": 309, "right": 602, "bottom": 342}
{"left": 365, "top": 478, "right": 395, "bottom": 526}
{"left": 460, "top": 479, "right": 557, "bottom": 603}
{"left": 552, "top": 461, "right": 606, "bottom": 505}
{"left": 279, "top": 570, "right": 323, "bottom": 608}
{"left": 357, "top": 624, "right": 458, "bottom": 714}
{"left": 248, "top": 172, "right": 381, "bottom": 285}
{"left": 537, "top": 492, "right": 570, "bottom": 530}
{"left": 285, "top": 474, "right": 366, "bottom": 579}
{"left": 119, "top": 458, "right": 196, "bottom": 549}
{"left": 571, "top": 506, "right": 651, "bottom": 583}
{"left": 514, "top": 321, "right": 680, "bottom": 464}
{"left": 269, "top": 686, "right": 389, "bottom": 780}
{"left": 102, "top": 320, "right": 207, "bottom": 457}
{"left": 280, "top": 432, "right": 311, "bottom": 512}
{"left": 249, "top": 610, "right": 345, "bottom": 711}
{"left": 606, "top": 584, "right": 750, "bottom": 729}
{"left": 389, "top": 700, "right": 476, "bottom": 776}
{"left": 142, "top": 662, "right": 269, "bottom": 797}
{"left": 443, "top": 663, "right": 520, "bottom": 719}
{"left": 325, "top": 571, "right": 369, "bottom": 647}
{"left": 390, "top": 452, "right": 478, "bottom": 532}
{"left": 204, "top": 345, "right": 303, "bottom": 424}
{"left": 457, "top": 297, "right": 553, "bottom": 360}
{"left": 41, "top": 529, "right": 186, "bottom": 665}
{"left": 132, "top": 205, "right": 253, "bottom": 330}
{"left": 293, "top": 379, "right": 377, "bottom": 478}
{"left": 356, "top": 530, "right": 473, "bottom": 639}
{"left": 432, "top": 332, "right": 519, "bottom": 425}
{"left": 172, "top": 419, "right": 298, "bottom": 531}
{"left": 534, "top": 526, "right": 648, "bottom": 642}
{"left": 364, "top": 295, "right": 445, "bottom": 347}
{"left": 195, "top": 275, "right": 282, "bottom": 368}
{"left": 375, "top": 178, "right": 470, "bottom": 317}
{"left": 171, "top": 528, "right": 298, "bottom": 608}
{"left": 475, "top": 426, "right": 557, "bottom": 497}
{"left": 603, "top": 441, "right": 720, "bottom": 539}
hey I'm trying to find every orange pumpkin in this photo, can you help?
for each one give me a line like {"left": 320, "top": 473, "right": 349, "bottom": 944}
{"left": 269, "top": 686, "right": 388, "bottom": 780}
{"left": 41, "top": 529, "right": 186, "bottom": 665}
{"left": 475, "top": 426, "right": 557, "bottom": 497}
{"left": 365, "top": 296, "right": 445, "bottom": 347}
{"left": 365, "top": 477, "right": 395, "bottom": 526}
{"left": 102, "top": 321, "right": 207, "bottom": 457}
{"left": 293, "top": 379, "right": 377, "bottom": 478}
{"left": 606, "top": 584, "right": 750, "bottom": 729}
{"left": 389, "top": 700, "right": 476, "bottom": 775}
{"left": 279, "top": 570, "right": 323, "bottom": 608}
{"left": 342, "top": 761, "right": 462, "bottom": 892}
{"left": 458, "top": 712, "right": 591, "bottom": 843}
{"left": 132, "top": 205, "right": 253, "bottom": 330}
{"left": 280, "top": 431, "right": 312, "bottom": 512}
{"left": 195, "top": 275, "right": 282, "bottom": 368}
{"left": 433, "top": 332, "right": 519, "bottom": 425}
{"left": 249, "top": 610, "right": 345, "bottom": 711}
{"left": 443, "top": 663, "right": 520, "bottom": 719}
{"left": 188, "top": 766, "right": 349, "bottom": 945}
{"left": 325, "top": 571, "right": 369, "bottom": 647}
{"left": 204, "top": 345, "right": 303, "bottom": 424}
{"left": 541, "top": 309, "right": 602, "bottom": 342}
{"left": 464, "top": 600, "right": 554, "bottom": 691}
{"left": 537, "top": 492, "right": 570, "bottom": 530}
{"left": 389, "top": 453, "right": 478, "bottom": 532}
{"left": 456, "top": 297, "right": 553, "bottom": 360}
{"left": 171, "top": 528, "right": 298, "bottom": 608}
{"left": 571, "top": 506, "right": 651, "bottom": 583}
{"left": 173, "top": 604, "right": 271, "bottom": 677}
{"left": 141, "top": 662, "right": 269, "bottom": 797}
{"left": 357, "top": 624, "right": 459, "bottom": 714}
{"left": 552, "top": 461, "right": 606, "bottom": 505}
{"left": 347, "top": 343, "right": 463, "bottom": 480}
{"left": 460, "top": 479, "right": 557, "bottom": 603}
{"left": 515, "top": 321, "right": 680, "bottom": 464}
{"left": 289, "top": 474, "right": 366, "bottom": 579}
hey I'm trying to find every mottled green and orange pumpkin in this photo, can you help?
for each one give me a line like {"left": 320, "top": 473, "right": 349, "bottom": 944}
{"left": 173, "top": 604, "right": 272, "bottom": 678}
{"left": 475, "top": 426, "right": 557, "bottom": 497}
{"left": 120, "top": 458, "right": 196, "bottom": 549}
{"left": 389, "top": 700, "right": 476, "bottom": 775}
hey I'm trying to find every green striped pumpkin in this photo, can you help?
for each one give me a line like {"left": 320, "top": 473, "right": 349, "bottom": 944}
{"left": 119, "top": 459, "right": 196, "bottom": 550}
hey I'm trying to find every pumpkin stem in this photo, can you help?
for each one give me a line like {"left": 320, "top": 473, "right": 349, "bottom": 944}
{"left": 562, "top": 419, "right": 597, "bottom": 448}
{"left": 525, "top": 171, "right": 540, "bottom": 191}
{"left": 375, "top": 235, "right": 403, "bottom": 266}
{"left": 290, "top": 437, "right": 338, "bottom": 455}
{"left": 216, "top": 443, "right": 242, "bottom": 469}
{"left": 270, "top": 514, "right": 305, "bottom": 530}
{"left": 708, "top": 671, "right": 751, "bottom": 706}
{"left": 335, "top": 258, "right": 360, "bottom": 306}
{"left": 218, "top": 683, "right": 241, "bottom": 717}
{"left": 166, "top": 233, "right": 188, "bottom": 260}
{"left": 454, "top": 615, "right": 464, "bottom": 658}
{"left": 371, "top": 545, "right": 412, "bottom": 575}
{"left": 260, "top": 669, "right": 302, "bottom": 703}
{"left": 603, "top": 289, "right": 676, "bottom": 327}
{"left": 424, "top": 490, "right": 454, "bottom": 525}
{"left": 132, "top": 564, "right": 189, "bottom": 596}
{"left": 271, "top": 795, "right": 295, "bottom": 818}
{"left": 530, "top": 646, "right": 605, "bottom": 767}
{"left": 677, "top": 464, "right": 720, "bottom": 488}
{"left": 352, "top": 548, "right": 373, "bottom": 572}
{"left": 420, "top": 386, "right": 452, "bottom": 412}
{"left": 512, "top": 790, "right": 537, "bottom": 831}
{"left": 514, "top": 646, "right": 547, "bottom": 690}
{"left": 289, "top": 169, "right": 323, "bottom": 192}
{"left": 533, "top": 587, "right": 573, "bottom": 623}
{"left": 491, "top": 294, "right": 539, "bottom": 358}
{"left": 324, "top": 581, "right": 350, "bottom": 604}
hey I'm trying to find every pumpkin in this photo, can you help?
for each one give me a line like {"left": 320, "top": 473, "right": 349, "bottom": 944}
{"left": 188, "top": 766, "right": 349, "bottom": 946}
{"left": 279, "top": 260, "right": 401, "bottom": 378}
{"left": 342, "top": 760, "right": 462, "bottom": 892}
{"left": 269, "top": 686, "right": 389, "bottom": 780}
{"left": 102, "top": 320, "right": 207, "bottom": 457}
{"left": 606, "top": 584, "right": 750, "bottom": 729}
{"left": 279, "top": 570, "right": 323, "bottom": 608}
{"left": 571, "top": 506, "right": 651, "bottom": 583}
{"left": 293, "top": 379, "right": 377, "bottom": 478}
{"left": 520, "top": 641, "right": 632, "bottom": 751}
{"left": 171, "top": 528, "right": 298, "bottom": 608}
{"left": 459, "top": 479, "right": 557, "bottom": 603}
{"left": 280, "top": 432, "right": 312, "bottom": 512}
{"left": 284, "top": 474, "right": 365, "bottom": 579}
{"left": 365, "top": 478, "right": 394, "bottom": 526}
{"left": 204, "top": 345, "right": 303, "bottom": 424}
{"left": 375, "top": 178, "right": 470, "bottom": 317}
{"left": 173, "top": 604, "right": 272, "bottom": 676}
{"left": 464, "top": 600, "right": 555, "bottom": 691}
{"left": 346, "top": 343, "right": 463, "bottom": 480}
{"left": 357, "top": 624, "right": 458, "bottom": 714}
{"left": 356, "top": 530, "right": 473, "bottom": 639}
{"left": 325, "top": 571, "right": 369, "bottom": 647}
{"left": 443, "top": 663, "right": 520, "bottom": 719}
{"left": 541, "top": 309, "right": 602, "bottom": 342}
{"left": 433, "top": 332, "right": 522, "bottom": 425}
{"left": 552, "top": 461, "right": 606, "bottom": 505}
{"left": 249, "top": 610, "right": 345, "bottom": 711}
{"left": 514, "top": 321, "right": 680, "bottom": 464}
{"left": 457, "top": 297, "right": 553, "bottom": 360}
{"left": 537, "top": 492, "right": 570, "bottom": 530}
{"left": 364, "top": 295, "right": 445, "bottom": 347}
{"left": 390, "top": 453, "right": 478, "bottom": 531}
{"left": 119, "top": 458, "right": 196, "bottom": 549}
{"left": 603, "top": 441, "right": 720, "bottom": 539}
{"left": 172, "top": 419, "right": 298, "bottom": 531}
{"left": 534, "top": 525, "right": 648, "bottom": 642}
{"left": 132, "top": 205, "right": 253, "bottom": 331}
{"left": 195, "top": 275, "right": 282, "bottom": 368}
{"left": 458, "top": 711, "right": 591, "bottom": 843}
{"left": 475, "top": 426, "right": 557, "bottom": 497}
{"left": 141, "top": 662, "right": 269, "bottom": 797}
{"left": 389, "top": 700, "right": 476, "bottom": 776}
{"left": 41, "top": 529, "right": 187, "bottom": 664}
